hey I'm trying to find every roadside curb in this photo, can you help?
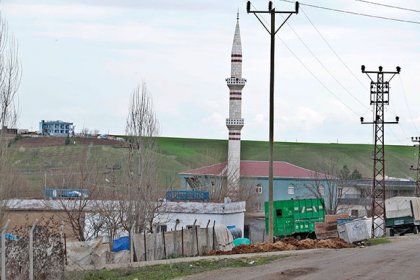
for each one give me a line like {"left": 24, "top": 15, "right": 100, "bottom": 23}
{"left": 65, "top": 248, "right": 329, "bottom": 272}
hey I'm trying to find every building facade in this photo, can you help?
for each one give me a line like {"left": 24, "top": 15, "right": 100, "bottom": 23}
{"left": 338, "top": 179, "right": 416, "bottom": 217}
{"left": 179, "top": 160, "right": 333, "bottom": 212}
{"left": 179, "top": 160, "right": 334, "bottom": 243}
{"left": 39, "top": 120, "right": 74, "bottom": 136}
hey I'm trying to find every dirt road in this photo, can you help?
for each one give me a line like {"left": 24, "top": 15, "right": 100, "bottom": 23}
{"left": 181, "top": 235, "right": 420, "bottom": 280}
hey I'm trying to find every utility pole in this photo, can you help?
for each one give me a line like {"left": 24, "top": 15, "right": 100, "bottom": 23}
{"left": 360, "top": 65, "right": 400, "bottom": 238}
{"left": 247, "top": 1, "right": 299, "bottom": 243}
{"left": 410, "top": 137, "right": 420, "bottom": 197}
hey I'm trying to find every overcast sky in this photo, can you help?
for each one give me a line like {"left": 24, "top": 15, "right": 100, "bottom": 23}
{"left": 2, "top": 0, "right": 419, "bottom": 144}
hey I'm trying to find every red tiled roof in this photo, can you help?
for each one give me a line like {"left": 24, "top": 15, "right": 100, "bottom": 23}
{"left": 179, "top": 161, "right": 322, "bottom": 179}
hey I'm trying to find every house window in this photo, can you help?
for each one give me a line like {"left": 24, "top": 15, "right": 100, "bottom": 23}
{"left": 338, "top": 187, "right": 343, "bottom": 197}
{"left": 319, "top": 185, "right": 325, "bottom": 195}
{"left": 276, "top": 209, "right": 282, "bottom": 217}
{"left": 256, "top": 184, "right": 262, "bottom": 194}
{"left": 351, "top": 209, "right": 359, "bottom": 217}
{"left": 159, "top": 225, "right": 167, "bottom": 232}
{"left": 288, "top": 185, "right": 295, "bottom": 195}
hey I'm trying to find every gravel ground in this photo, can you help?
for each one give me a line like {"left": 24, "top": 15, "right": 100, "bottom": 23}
{"left": 180, "top": 235, "right": 420, "bottom": 280}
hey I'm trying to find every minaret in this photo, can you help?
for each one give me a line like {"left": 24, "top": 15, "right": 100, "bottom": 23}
{"left": 226, "top": 13, "right": 246, "bottom": 195}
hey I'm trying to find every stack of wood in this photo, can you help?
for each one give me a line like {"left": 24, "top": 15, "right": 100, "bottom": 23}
{"left": 315, "top": 214, "right": 349, "bottom": 240}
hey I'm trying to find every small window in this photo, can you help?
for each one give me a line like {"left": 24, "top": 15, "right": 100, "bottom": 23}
{"left": 159, "top": 225, "right": 167, "bottom": 232}
{"left": 276, "top": 209, "right": 282, "bottom": 217}
{"left": 256, "top": 184, "right": 262, "bottom": 194}
{"left": 338, "top": 187, "right": 343, "bottom": 197}
{"left": 319, "top": 185, "right": 325, "bottom": 195}
{"left": 351, "top": 209, "right": 359, "bottom": 217}
{"left": 288, "top": 185, "right": 295, "bottom": 195}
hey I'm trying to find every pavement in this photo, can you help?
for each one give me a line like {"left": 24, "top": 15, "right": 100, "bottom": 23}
{"left": 179, "top": 235, "right": 420, "bottom": 280}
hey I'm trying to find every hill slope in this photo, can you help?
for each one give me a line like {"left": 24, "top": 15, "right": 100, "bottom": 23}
{"left": 9, "top": 136, "right": 417, "bottom": 196}
{"left": 157, "top": 137, "right": 415, "bottom": 180}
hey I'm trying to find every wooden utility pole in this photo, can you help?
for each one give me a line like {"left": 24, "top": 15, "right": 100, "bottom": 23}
{"left": 247, "top": 1, "right": 299, "bottom": 242}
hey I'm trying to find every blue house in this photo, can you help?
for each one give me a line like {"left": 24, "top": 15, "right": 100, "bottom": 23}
{"left": 39, "top": 120, "right": 74, "bottom": 136}
{"left": 179, "top": 160, "right": 336, "bottom": 214}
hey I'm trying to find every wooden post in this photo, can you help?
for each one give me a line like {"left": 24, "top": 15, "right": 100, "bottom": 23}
{"left": 192, "top": 220, "right": 197, "bottom": 256}
{"left": 143, "top": 230, "right": 147, "bottom": 261}
{"left": 64, "top": 232, "right": 67, "bottom": 265}
{"left": 1, "top": 219, "right": 10, "bottom": 280}
{"left": 195, "top": 225, "right": 199, "bottom": 256}
{"left": 162, "top": 229, "right": 166, "bottom": 259}
{"left": 130, "top": 223, "right": 135, "bottom": 263}
{"left": 29, "top": 219, "right": 38, "bottom": 280}
{"left": 181, "top": 227, "right": 184, "bottom": 256}
{"left": 173, "top": 227, "right": 177, "bottom": 257}
{"left": 212, "top": 220, "right": 216, "bottom": 250}
{"left": 205, "top": 220, "right": 210, "bottom": 253}
{"left": 59, "top": 222, "right": 67, "bottom": 266}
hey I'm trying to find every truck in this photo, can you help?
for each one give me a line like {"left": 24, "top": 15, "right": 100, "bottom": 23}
{"left": 265, "top": 198, "right": 325, "bottom": 240}
{"left": 386, "top": 196, "right": 420, "bottom": 236}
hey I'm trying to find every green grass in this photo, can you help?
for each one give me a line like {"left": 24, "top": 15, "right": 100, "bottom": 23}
{"left": 364, "top": 237, "right": 391, "bottom": 246}
{"left": 73, "top": 255, "right": 287, "bottom": 280}
{"left": 9, "top": 136, "right": 417, "bottom": 192}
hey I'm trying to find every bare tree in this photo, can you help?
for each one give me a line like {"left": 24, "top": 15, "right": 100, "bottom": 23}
{"left": 300, "top": 162, "right": 363, "bottom": 215}
{"left": 0, "top": 15, "right": 21, "bottom": 129}
{"left": 120, "top": 83, "right": 162, "bottom": 234}
{"left": 51, "top": 145, "right": 100, "bottom": 241}
{"left": 296, "top": 160, "right": 342, "bottom": 215}
{"left": 304, "top": 170, "right": 341, "bottom": 215}
{"left": 0, "top": 13, "right": 21, "bottom": 225}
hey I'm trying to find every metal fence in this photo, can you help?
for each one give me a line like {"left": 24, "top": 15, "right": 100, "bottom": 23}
{"left": 165, "top": 190, "right": 209, "bottom": 201}
{"left": 0, "top": 219, "right": 65, "bottom": 280}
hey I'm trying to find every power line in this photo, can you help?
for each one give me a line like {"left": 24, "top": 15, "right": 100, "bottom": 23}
{"left": 283, "top": 17, "right": 370, "bottom": 111}
{"left": 278, "top": 36, "right": 361, "bottom": 117}
{"left": 355, "top": 0, "right": 420, "bottom": 13}
{"left": 300, "top": 7, "right": 367, "bottom": 91}
{"left": 250, "top": 2, "right": 362, "bottom": 117}
{"left": 278, "top": 0, "right": 420, "bottom": 25}
{"left": 399, "top": 76, "right": 420, "bottom": 134}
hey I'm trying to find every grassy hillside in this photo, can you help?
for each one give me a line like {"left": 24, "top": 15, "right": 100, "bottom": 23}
{"left": 8, "top": 136, "right": 417, "bottom": 196}
{"left": 156, "top": 137, "right": 416, "bottom": 180}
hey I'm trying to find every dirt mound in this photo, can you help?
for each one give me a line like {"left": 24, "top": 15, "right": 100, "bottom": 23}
{"left": 207, "top": 237, "right": 353, "bottom": 256}
{"left": 315, "top": 238, "right": 350, "bottom": 249}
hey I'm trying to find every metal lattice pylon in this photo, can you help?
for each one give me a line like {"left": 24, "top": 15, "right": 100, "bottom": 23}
{"left": 410, "top": 137, "right": 420, "bottom": 197}
{"left": 360, "top": 65, "right": 400, "bottom": 238}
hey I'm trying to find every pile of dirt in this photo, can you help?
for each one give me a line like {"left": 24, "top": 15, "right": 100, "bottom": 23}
{"left": 207, "top": 237, "right": 352, "bottom": 256}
